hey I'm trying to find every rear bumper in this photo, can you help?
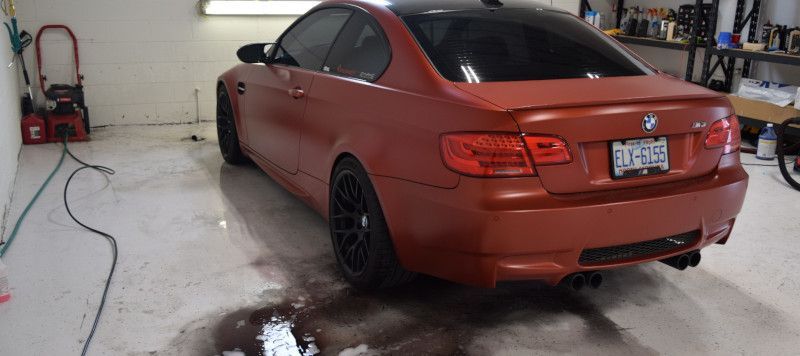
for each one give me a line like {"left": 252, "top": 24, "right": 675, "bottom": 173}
{"left": 372, "top": 154, "right": 749, "bottom": 287}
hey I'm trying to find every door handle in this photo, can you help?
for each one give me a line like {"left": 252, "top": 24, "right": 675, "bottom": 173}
{"left": 288, "top": 87, "right": 305, "bottom": 99}
{"left": 237, "top": 82, "right": 246, "bottom": 94}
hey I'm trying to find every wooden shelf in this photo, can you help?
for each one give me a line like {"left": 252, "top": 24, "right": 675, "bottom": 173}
{"left": 709, "top": 47, "right": 800, "bottom": 66}
{"left": 614, "top": 35, "right": 697, "bottom": 51}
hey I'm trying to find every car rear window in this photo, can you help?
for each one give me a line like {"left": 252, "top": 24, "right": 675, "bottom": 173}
{"left": 403, "top": 8, "right": 653, "bottom": 83}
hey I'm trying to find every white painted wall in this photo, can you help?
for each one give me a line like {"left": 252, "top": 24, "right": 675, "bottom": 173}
{"left": 15, "top": 0, "right": 297, "bottom": 126}
{"left": 1, "top": 10, "right": 23, "bottom": 239}
{"left": 549, "top": 0, "right": 583, "bottom": 15}
{"left": 589, "top": 0, "right": 800, "bottom": 85}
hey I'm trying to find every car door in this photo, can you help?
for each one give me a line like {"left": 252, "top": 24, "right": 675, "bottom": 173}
{"left": 299, "top": 11, "right": 394, "bottom": 181}
{"left": 244, "top": 7, "right": 353, "bottom": 173}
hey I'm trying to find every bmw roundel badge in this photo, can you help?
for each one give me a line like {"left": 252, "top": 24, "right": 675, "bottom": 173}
{"left": 642, "top": 113, "right": 658, "bottom": 133}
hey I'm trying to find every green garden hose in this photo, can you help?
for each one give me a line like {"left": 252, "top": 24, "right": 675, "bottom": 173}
{"left": 0, "top": 141, "right": 67, "bottom": 257}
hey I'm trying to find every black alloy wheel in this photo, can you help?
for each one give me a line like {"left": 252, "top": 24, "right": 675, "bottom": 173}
{"left": 329, "top": 158, "right": 416, "bottom": 289}
{"left": 331, "top": 170, "right": 371, "bottom": 276}
{"left": 216, "top": 87, "right": 247, "bottom": 165}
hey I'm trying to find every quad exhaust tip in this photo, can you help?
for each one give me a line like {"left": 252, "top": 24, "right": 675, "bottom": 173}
{"left": 660, "top": 251, "right": 701, "bottom": 270}
{"left": 587, "top": 272, "right": 603, "bottom": 289}
{"left": 564, "top": 271, "right": 603, "bottom": 291}
{"left": 564, "top": 251, "right": 701, "bottom": 290}
{"left": 688, "top": 251, "right": 702, "bottom": 267}
{"left": 567, "top": 273, "right": 586, "bottom": 291}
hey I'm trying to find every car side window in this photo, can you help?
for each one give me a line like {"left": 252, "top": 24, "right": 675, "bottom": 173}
{"left": 323, "top": 12, "right": 391, "bottom": 82}
{"left": 274, "top": 8, "right": 353, "bottom": 70}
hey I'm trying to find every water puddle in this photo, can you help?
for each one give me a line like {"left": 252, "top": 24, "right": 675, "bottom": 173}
{"left": 216, "top": 300, "right": 322, "bottom": 356}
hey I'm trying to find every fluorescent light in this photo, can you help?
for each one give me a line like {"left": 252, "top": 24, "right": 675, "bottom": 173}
{"left": 461, "top": 66, "right": 473, "bottom": 83}
{"left": 200, "top": 1, "right": 321, "bottom": 15}
{"left": 460, "top": 65, "right": 480, "bottom": 83}
{"left": 466, "top": 66, "right": 480, "bottom": 83}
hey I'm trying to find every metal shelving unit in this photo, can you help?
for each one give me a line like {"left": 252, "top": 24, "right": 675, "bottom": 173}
{"left": 698, "top": 0, "right": 800, "bottom": 90}
{"left": 581, "top": 0, "right": 800, "bottom": 130}
{"left": 584, "top": 0, "right": 800, "bottom": 87}
{"left": 581, "top": 0, "right": 709, "bottom": 82}
{"left": 695, "top": 0, "right": 799, "bottom": 131}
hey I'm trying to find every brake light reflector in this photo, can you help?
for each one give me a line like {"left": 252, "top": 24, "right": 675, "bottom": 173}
{"left": 440, "top": 133, "right": 535, "bottom": 177}
{"left": 523, "top": 135, "right": 573, "bottom": 165}
{"left": 705, "top": 115, "right": 741, "bottom": 154}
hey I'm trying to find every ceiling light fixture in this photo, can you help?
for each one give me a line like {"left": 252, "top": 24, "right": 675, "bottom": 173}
{"left": 199, "top": 0, "right": 321, "bottom": 16}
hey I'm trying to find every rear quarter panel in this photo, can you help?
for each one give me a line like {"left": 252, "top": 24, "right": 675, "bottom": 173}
{"left": 298, "top": 2, "right": 519, "bottom": 189}
{"left": 299, "top": 75, "right": 518, "bottom": 189}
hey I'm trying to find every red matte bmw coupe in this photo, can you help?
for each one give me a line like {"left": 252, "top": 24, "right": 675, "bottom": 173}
{"left": 217, "top": 0, "right": 749, "bottom": 289}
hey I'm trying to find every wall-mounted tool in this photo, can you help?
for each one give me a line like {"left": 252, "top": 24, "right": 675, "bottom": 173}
{"left": 4, "top": 0, "right": 34, "bottom": 112}
{"left": 6, "top": 1, "right": 44, "bottom": 144}
{"left": 2, "top": 0, "right": 21, "bottom": 53}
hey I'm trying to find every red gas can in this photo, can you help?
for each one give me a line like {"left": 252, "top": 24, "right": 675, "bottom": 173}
{"left": 21, "top": 114, "right": 47, "bottom": 145}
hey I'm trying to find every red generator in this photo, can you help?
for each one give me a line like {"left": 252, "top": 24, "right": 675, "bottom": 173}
{"left": 36, "top": 25, "right": 90, "bottom": 143}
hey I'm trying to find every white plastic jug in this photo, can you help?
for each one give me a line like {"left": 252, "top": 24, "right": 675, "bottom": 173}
{"left": 795, "top": 87, "right": 800, "bottom": 110}
{"left": 0, "top": 258, "right": 9, "bottom": 303}
{"left": 757, "top": 124, "right": 778, "bottom": 161}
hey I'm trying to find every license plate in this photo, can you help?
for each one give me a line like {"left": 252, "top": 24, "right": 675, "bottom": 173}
{"left": 610, "top": 137, "right": 670, "bottom": 179}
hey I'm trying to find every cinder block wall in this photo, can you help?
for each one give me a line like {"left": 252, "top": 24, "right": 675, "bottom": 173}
{"left": 15, "top": 0, "right": 296, "bottom": 126}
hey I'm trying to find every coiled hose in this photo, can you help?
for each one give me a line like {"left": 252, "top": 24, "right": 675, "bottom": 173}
{"left": 776, "top": 117, "right": 800, "bottom": 191}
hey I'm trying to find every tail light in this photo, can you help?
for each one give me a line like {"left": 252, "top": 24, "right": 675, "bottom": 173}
{"left": 440, "top": 133, "right": 572, "bottom": 177}
{"left": 523, "top": 135, "right": 573, "bottom": 166}
{"left": 440, "top": 133, "right": 535, "bottom": 177}
{"left": 705, "top": 115, "right": 741, "bottom": 154}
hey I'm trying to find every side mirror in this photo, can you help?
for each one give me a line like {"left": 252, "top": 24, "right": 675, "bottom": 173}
{"left": 237, "top": 43, "right": 274, "bottom": 64}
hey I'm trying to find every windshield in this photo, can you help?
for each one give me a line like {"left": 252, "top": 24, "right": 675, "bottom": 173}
{"left": 403, "top": 8, "right": 653, "bottom": 83}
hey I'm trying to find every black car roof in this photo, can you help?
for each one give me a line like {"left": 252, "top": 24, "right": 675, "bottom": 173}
{"left": 382, "top": 0, "right": 564, "bottom": 16}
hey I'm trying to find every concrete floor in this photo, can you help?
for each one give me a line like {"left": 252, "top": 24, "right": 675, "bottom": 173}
{"left": 0, "top": 124, "right": 799, "bottom": 355}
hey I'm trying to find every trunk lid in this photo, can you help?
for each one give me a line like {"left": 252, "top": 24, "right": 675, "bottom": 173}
{"left": 453, "top": 74, "right": 722, "bottom": 110}
{"left": 454, "top": 75, "right": 733, "bottom": 194}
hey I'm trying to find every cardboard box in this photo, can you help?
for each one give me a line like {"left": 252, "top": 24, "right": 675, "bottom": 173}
{"left": 727, "top": 94, "right": 800, "bottom": 125}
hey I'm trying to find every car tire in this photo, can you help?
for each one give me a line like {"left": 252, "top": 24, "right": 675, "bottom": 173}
{"left": 216, "top": 86, "right": 248, "bottom": 165}
{"left": 329, "top": 157, "right": 416, "bottom": 289}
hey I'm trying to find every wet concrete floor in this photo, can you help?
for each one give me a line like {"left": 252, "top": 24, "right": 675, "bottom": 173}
{"left": 1, "top": 124, "right": 799, "bottom": 355}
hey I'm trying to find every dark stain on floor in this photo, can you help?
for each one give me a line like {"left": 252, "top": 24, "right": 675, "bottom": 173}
{"left": 211, "top": 275, "right": 658, "bottom": 355}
